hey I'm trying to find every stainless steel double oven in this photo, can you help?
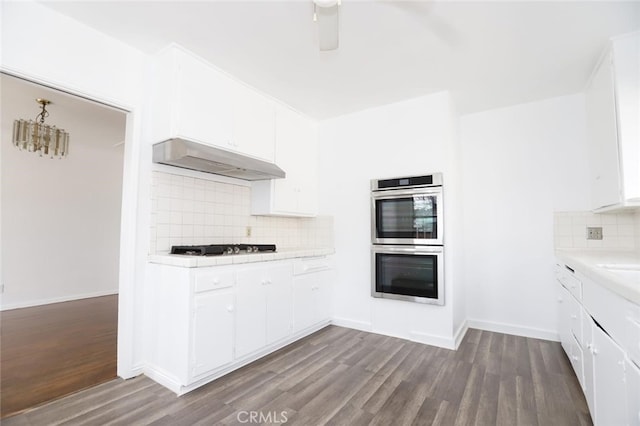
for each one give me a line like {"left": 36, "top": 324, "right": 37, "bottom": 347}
{"left": 371, "top": 173, "right": 444, "bottom": 305}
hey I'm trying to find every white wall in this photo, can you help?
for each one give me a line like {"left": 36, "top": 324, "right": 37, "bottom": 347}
{"left": 459, "top": 94, "right": 591, "bottom": 340}
{"left": 1, "top": 0, "right": 147, "bottom": 377}
{"left": 1, "top": 76, "right": 126, "bottom": 309}
{"left": 318, "top": 92, "right": 463, "bottom": 348}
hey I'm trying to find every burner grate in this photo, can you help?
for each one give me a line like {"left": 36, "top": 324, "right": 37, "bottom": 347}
{"left": 170, "top": 244, "right": 276, "bottom": 256}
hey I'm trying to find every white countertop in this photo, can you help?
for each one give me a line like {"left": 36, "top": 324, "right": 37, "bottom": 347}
{"left": 555, "top": 249, "right": 640, "bottom": 305}
{"left": 148, "top": 247, "right": 335, "bottom": 268}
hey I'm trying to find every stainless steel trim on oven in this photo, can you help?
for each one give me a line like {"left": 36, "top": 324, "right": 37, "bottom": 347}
{"left": 371, "top": 245, "right": 444, "bottom": 305}
{"left": 371, "top": 186, "right": 444, "bottom": 246}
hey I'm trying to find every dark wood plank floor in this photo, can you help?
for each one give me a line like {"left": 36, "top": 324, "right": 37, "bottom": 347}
{"left": 2, "top": 325, "right": 592, "bottom": 425}
{"left": 1, "top": 295, "right": 118, "bottom": 418}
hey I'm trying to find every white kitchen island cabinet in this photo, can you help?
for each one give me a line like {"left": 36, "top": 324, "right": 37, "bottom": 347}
{"left": 144, "top": 253, "right": 332, "bottom": 395}
{"left": 586, "top": 33, "right": 640, "bottom": 211}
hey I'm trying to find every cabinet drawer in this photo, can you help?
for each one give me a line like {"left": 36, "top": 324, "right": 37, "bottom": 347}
{"left": 560, "top": 269, "right": 582, "bottom": 301}
{"left": 194, "top": 269, "right": 234, "bottom": 292}
{"left": 293, "top": 257, "right": 331, "bottom": 276}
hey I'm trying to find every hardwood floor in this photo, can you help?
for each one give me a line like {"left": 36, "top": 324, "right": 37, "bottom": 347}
{"left": 2, "top": 325, "right": 591, "bottom": 425}
{"left": 0, "top": 295, "right": 118, "bottom": 418}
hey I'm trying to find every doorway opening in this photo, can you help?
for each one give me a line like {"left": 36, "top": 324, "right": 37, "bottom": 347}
{"left": 0, "top": 73, "right": 127, "bottom": 418}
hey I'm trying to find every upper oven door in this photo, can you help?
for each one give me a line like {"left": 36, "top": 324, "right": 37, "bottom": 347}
{"left": 371, "top": 187, "right": 443, "bottom": 245}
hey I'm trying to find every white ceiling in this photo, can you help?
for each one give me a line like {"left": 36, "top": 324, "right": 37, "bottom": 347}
{"left": 41, "top": 1, "right": 640, "bottom": 119}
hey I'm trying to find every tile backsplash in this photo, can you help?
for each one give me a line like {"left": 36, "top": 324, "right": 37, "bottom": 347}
{"left": 553, "top": 211, "right": 638, "bottom": 250}
{"left": 149, "top": 171, "right": 333, "bottom": 254}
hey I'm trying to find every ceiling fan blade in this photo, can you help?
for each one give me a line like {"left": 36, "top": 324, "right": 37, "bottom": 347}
{"left": 316, "top": 4, "right": 339, "bottom": 51}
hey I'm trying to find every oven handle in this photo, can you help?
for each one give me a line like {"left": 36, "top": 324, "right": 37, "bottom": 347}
{"left": 372, "top": 245, "right": 443, "bottom": 255}
{"left": 371, "top": 187, "right": 442, "bottom": 199}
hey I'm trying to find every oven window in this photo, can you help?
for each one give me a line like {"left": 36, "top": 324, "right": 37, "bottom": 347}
{"left": 375, "top": 253, "right": 438, "bottom": 299}
{"left": 375, "top": 195, "right": 438, "bottom": 239}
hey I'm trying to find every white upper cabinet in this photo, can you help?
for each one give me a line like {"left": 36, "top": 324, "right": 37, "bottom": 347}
{"left": 251, "top": 104, "right": 319, "bottom": 216}
{"left": 586, "top": 33, "right": 640, "bottom": 211}
{"left": 231, "top": 81, "right": 276, "bottom": 162}
{"left": 148, "top": 45, "right": 276, "bottom": 162}
{"left": 148, "top": 45, "right": 232, "bottom": 148}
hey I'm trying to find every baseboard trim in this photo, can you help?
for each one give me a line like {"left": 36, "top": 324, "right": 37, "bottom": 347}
{"left": 453, "top": 321, "right": 469, "bottom": 350}
{"left": 467, "top": 319, "right": 559, "bottom": 342}
{"left": 331, "top": 317, "right": 373, "bottom": 332}
{"left": 1, "top": 290, "right": 119, "bottom": 311}
{"left": 119, "top": 365, "right": 144, "bottom": 380}
{"left": 331, "top": 317, "right": 459, "bottom": 350}
{"left": 409, "top": 330, "right": 457, "bottom": 350}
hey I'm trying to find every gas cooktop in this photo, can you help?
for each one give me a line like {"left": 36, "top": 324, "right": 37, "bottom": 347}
{"left": 170, "top": 244, "right": 276, "bottom": 256}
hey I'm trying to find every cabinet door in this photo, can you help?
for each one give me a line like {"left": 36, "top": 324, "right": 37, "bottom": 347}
{"left": 235, "top": 269, "right": 267, "bottom": 359}
{"left": 626, "top": 358, "right": 640, "bottom": 426}
{"left": 557, "top": 283, "right": 573, "bottom": 355}
{"left": 612, "top": 34, "right": 640, "bottom": 201}
{"left": 293, "top": 270, "right": 331, "bottom": 334}
{"left": 586, "top": 51, "right": 622, "bottom": 209}
{"left": 592, "top": 324, "right": 628, "bottom": 426}
{"left": 265, "top": 265, "right": 293, "bottom": 344}
{"left": 231, "top": 82, "right": 275, "bottom": 162}
{"left": 191, "top": 290, "right": 234, "bottom": 378}
{"left": 273, "top": 105, "right": 318, "bottom": 216}
{"left": 293, "top": 275, "right": 317, "bottom": 333}
{"left": 316, "top": 272, "right": 332, "bottom": 323}
{"left": 272, "top": 105, "right": 305, "bottom": 213}
{"left": 177, "top": 51, "right": 233, "bottom": 147}
{"left": 569, "top": 336, "right": 585, "bottom": 390}
{"left": 583, "top": 312, "right": 596, "bottom": 417}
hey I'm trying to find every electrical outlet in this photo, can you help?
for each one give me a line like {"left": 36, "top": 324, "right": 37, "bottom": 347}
{"left": 587, "top": 227, "right": 603, "bottom": 240}
{"left": 246, "top": 226, "right": 252, "bottom": 237}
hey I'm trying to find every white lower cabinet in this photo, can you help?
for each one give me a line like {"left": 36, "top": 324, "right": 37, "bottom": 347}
{"left": 557, "top": 283, "right": 573, "bottom": 355}
{"left": 191, "top": 290, "right": 234, "bottom": 378}
{"left": 626, "top": 358, "right": 640, "bottom": 425}
{"left": 557, "top": 282, "right": 586, "bottom": 389}
{"left": 293, "top": 271, "right": 331, "bottom": 333}
{"left": 235, "top": 264, "right": 293, "bottom": 359}
{"left": 591, "top": 322, "right": 628, "bottom": 426}
{"left": 145, "top": 257, "right": 331, "bottom": 395}
{"left": 583, "top": 312, "right": 596, "bottom": 416}
{"left": 293, "top": 257, "right": 332, "bottom": 333}
{"left": 556, "top": 260, "right": 640, "bottom": 425}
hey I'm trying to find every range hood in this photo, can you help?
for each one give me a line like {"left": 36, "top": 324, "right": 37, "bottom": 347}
{"left": 152, "top": 139, "right": 285, "bottom": 181}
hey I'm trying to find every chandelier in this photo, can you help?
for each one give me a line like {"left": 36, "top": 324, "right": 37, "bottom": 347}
{"left": 12, "top": 98, "right": 70, "bottom": 159}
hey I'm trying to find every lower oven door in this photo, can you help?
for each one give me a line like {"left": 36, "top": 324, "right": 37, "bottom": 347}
{"left": 371, "top": 245, "right": 444, "bottom": 305}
